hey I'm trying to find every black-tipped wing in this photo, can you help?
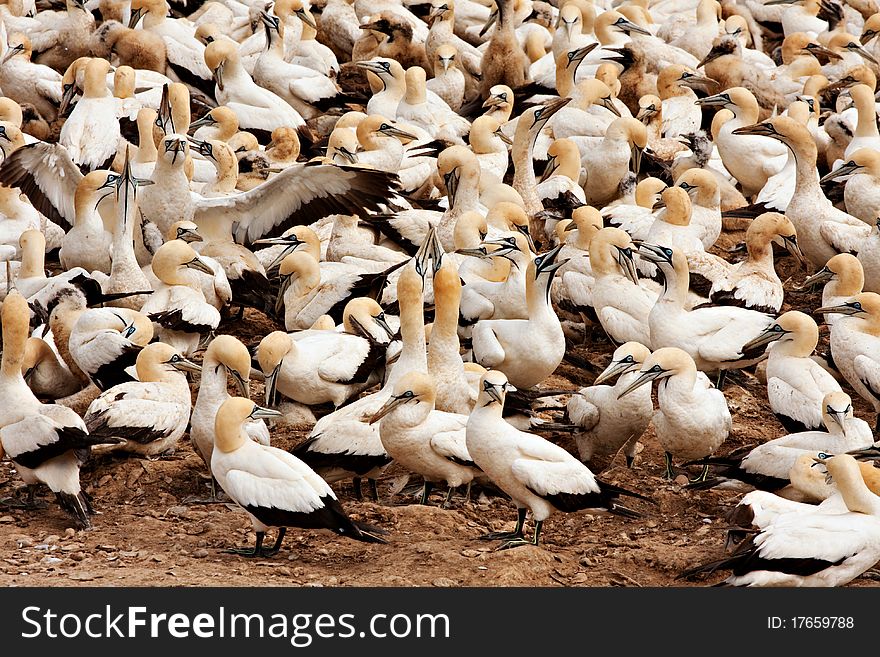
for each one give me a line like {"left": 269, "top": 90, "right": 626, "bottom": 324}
{"left": 0, "top": 141, "right": 83, "bottom": 230}
{"left": 194, "top": 162, "right": 400, "bottom": 247}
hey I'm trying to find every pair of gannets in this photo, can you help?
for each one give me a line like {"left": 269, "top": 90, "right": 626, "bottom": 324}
{"left": 681, "top": 454, "right": 880, "bottom": 587}
{"left": 687, "top": 390, "right": 873, "bottom": 492}
{"left": 0, "top": 290, "right": 118, "bottom": 528}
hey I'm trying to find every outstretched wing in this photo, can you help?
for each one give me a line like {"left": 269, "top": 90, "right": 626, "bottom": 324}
{"left": 193, "top": 162, "right": 400, "bottom": 247}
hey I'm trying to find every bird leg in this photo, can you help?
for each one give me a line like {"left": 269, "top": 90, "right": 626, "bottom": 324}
{"left": 715, "top": 369, "right": 727, "bottom": 390}
{"left": 875, "top": 414, "right": 879, "bottom": 434}
{"left": 464, "top": 481, "right": 473, "bottom": 503}
{"left": 183, "top": 477, "right": 230, "bottom": 505}
{"left": 420, "top": 481, "right": 434, "bottom": 505}
{"left": 368, "top": 478, "right": 379, "bottom": 502}
{"left": 352, "top": 477, "right": 364, "bottom": 501}
{"left": 224, "top": 531, "right": 265, "bottom": 557}
{"left": 662, "top": 452, "right": 676, "bottom": 480}
{"left": 497, "top": 520, "right": 543, "bottom": 551}
{"left": 442, "top": 485, "right": 456, "bottom": 508}
{"left": 479, "top": 507, "right": 527, "bottom": 540}
{"left": 689, "top": 464, "right": 711, "bottom": 484}
{"left": 260, "top": 528, "right": 286, "bottom": 557}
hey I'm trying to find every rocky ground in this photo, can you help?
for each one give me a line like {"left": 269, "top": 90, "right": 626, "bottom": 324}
{"left": 1, "top": 231, "right": 878, "bottom": 588}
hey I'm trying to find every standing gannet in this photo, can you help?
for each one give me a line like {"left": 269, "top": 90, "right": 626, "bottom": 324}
{"left": 469, "top": 115, "right": 510, "bottom": 186}
{"left": 140, "top": 240, "right": 221, "bottom": 355}
{"left": 639, "top": 243, "right": 774, "bottom": 377}
{"left": 638, "top": 185, "right": 726, "bottom": 285}
{"left": 550, "top": 206, "right": 602, "bottom": 322}
{"left": 425, "top": 1, "right": 482, "bottom": 96}
{"left": 275, "top": 251, "right": 402, "bottom": 330}
{"left": 212, "top": 397, "right": 386, "bottom": 557}
{"left": 681, "top": 453, "right": 880, "bottom": 587}
{"left": 190, "top": 334, "right": 269, "bottom": 489}
{"left": 617, "top": 346, "right": 730, "bottom": 481}
{"left": 803, "top": 252, "right": 865, "bottom": 327}
{"left": 587, "top": 227, "right": 656, "bottom": 347}
{"left": 471, "top": 243, "right": 567, "bottom": 388}
{"left": 0, "top": 33, "right": 62, "bottom": 124}
{"left": 0, "top": 290, "right": 118, "bottom": 528}
{"left": 84, "top": 341, "right": 200, "bottom": 456}
{"left": 465, "top": 369, "right": 645, "bottom": 549}
{"left": 694, "top": 87, "right": 787, "bottom": 199}
{"left": 68, "top": 306, "right": 153, "bottom": 391}
{"left": 481, "top": 84, "right": 514, "bottom": 124}
{"left": 129, "top": 0, "right": 215, "bottom": 100}
{"left": 601, "top": 175, "right": 666, "bottom": 240}
{"left": 815, "top": 292, "right": 880, "bottom": 429}
{"left": 257, "top": 321, "right": 386, "bottom": 408}
{"left": 675, "top": 167, "right": 723, "bottom": 249}
{"left": 580, "top": 116, "right": 647, "bottom": 208}
{"left": 204, "top": 38, "right": 308, "bottom": 141}
{"left": 741, "top": 311, "right": 844, "bottom": 432}
{"left": 733, "top": 116, "right": 871, "bottom": 267}
{"left": 292, "top": 238, "right": 436, "bottom": 498}
{"left": 370, "top": 370, "right": 479, "bottom": 505}
{"left": 537, "top": 138, "right": 587, "bottom": 236}
{"left": 459, "top": 232, "right": 532, "bottom": 328}
{"left": 396, "top": 65, "right": 470, "bottom": 144}
{"left": 511, "top": 98, "right": 571, "bottom": 241}
{"left": 688, "top": 390, "right": 873, "bottom": 491}
{"left": 841, "top": 83, "right": 880, "bottom": 158}
{"left": 59, "top": 58, "right": 121, "bottom": 172}
{"left": 138, "top": 134, "right": 193, "bottom": 236}
{"left": 427, "top": 44, "right": 465, "bottom": 111}
{"left": 707, "top": 212, "right": 805, "bottom": 314}
{"left": 656, "top": 0, "right": 720, "bottom": 61}
{"left": 480, "top": 0, "right": 531, "bottom": 97}
{"left": 59, "top": 169, "right": 116, "bottom": 274}
{"left": 21, "top": 336, "right": 82, "bottom": 400}
{"left": 427, "top": 257, "right": 474, "bottom": 414}
{"left": 567, "top": 341, "right": 653, "bottom": 470}
{"left": 821, "top": 148, "right": 880, "bottom": 224}
{"left": 99, "top": 150, "right": 153, "bottom": 310}
{"left": 278, "top": 0, "right": 339, "bottom": 76}
{"left": 656, "top": 65, "right": 712, "bottom": 139}
{"left": 253, "top": 10, "right": 345, "bottom": 122}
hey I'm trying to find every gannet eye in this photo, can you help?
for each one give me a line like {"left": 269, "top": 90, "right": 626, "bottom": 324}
{"left": 621, "top": 355, "right": 635, "bottom": 363}
{"left": 649, "top": 365, "right": 663, "bottom": 373}
{"left": 851, "top": 302, "right": 863, "bottom": 310}
{"left": 772, "top": 324, "right": 784, "bottom": 332}
{"left": 663, "top": 247, "right": 673, "bottom": 257}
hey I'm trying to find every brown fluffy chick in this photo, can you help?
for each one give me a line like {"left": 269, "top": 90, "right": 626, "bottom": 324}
{"left": 358, "top": 12, "right": 432, "bottom": 72}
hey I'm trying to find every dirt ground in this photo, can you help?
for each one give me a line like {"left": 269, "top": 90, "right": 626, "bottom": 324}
{"left": 1, "top": 234, "right": 878, "bottom": 589}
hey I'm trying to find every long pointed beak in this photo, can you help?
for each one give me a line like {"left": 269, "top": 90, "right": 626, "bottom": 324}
{"left": 781, "top": 235, "right": 806, "bottom": 267}
{"left": 186, "top": 256, "right": 214, "bottom": 275}
{"left": 455, "top": 246, "right": 492, "bottom": 258}
{"left": 128, "top": 6, "right": 144, "bottom": 28}
{"left": 846, "top": 445, "right": 880, "bottom": 460}
{"left": 251, "top": 404, "right": 284, "bottom": 420}
{"left": 485, "top": 384, "right": 505, "bottom": 406}
{"left": 188, "top": 114, "right": 215, "bottom": 131}
{"left": 495, "top": 128, "right": 513, "bottom": 146}
{"left": 381, "top": 125, "right": 418, "bottom": 140}
{"left": 414, "top": 225, "right": 438, "bottom": 280}
{"left": 827, "top": 410, "right": 849, "bottom": 435}
{"left": 540, "top": 155, "right": 559, "bottom": 183}
{"left": 254, "top": 236, "right": 297, "bottom": 246}
{"left": 444, "top": 168, "right": 460, "bottom": 205}
{"left": 296, "top": 8, "right": 317, "bottom": 30}
{"left": 679, "top": 73, "right": 716, "bottom": 90}
{"left": 59, "top": 82, "right": 78, "bottom": 117}
{"left": 602, "top": 97, "right": 622, "bottom": 117}
{"left": 594, "top": 359, "right": 637, "bottom": 385}
{"left": 694, "top": 93, "right": 728, "bottom": 107}
{"left": 860, "top": 30, "right": 878, "bottom": 46}
{"left": 631, "top": 143, "right": 643, "bottom": 173}
{"left": 172, "top": 357, "right": 202, "bottom": 374}
{"left": 336, "top": 147, "right": 358, "bottom": 163}
{"left": 618, "top": 18, "right": 651, "bottom": 36}
{"left": 538, "top": 97, "right": 572, "bottom": 125}
{"left": 514, "top": 223, "right": 537, "bottom": 253}
{"left": 264, "top": 364, "right": 281, "bottom": 407}
{"left": 739, "top": 325, "right": 785, "bottom": 353}
{"left": 731, "top": 123, "right": 776, "bottom": 137}
{"left": 177, "top": 228, "right": 202, "bottom": 243}
{"left": 374, "top": 313, "right": 394, "bottom": 339}
{"left": 1, "top": 44, "right": 24, "bottom": 66}
{"left": 814, "top": 303, "right": 861, "bottom": 315}
{"left": 355, "top": 60, "right": 385, "bottom": 74}
{"left": 276, "top": 274, "right": 292, "bottom": 316}
{"left": 820, "top": 162, "right": 861, "bottom": 183}
{"left": 369, "top": 395, "right": 409, "bottom": 424}
{"left": 636, "top": 105, "right": 658, "bottom": 123}
{"left": 801, "top": 266, "right": 833, "bottom": 288}
{"left": 213, "top": 62, "right": 224, "bottom": 92}
{"left": 615, "top": 245, "right": 639, "bottom": 284}
{"left": 230, "top": 369, "right": 250, "bottom": 399}
{"left": 617, "top": 369, "right": 663, "bottom": 399}
{"left": 804, "top": 43, "right": 842, "bottom": 61}
{"left": 536, "top": 243, "right": 565, "bottom": 275}
{"left": 637, "top": 242, "right": 671, "bottom": 264}
{"left": 479, "top": 9, "right": 498, "bottom": 37}
{"left": 483, "top": 94, "right": 506, "bottom": 109}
